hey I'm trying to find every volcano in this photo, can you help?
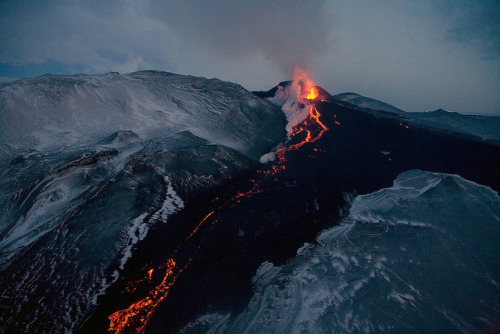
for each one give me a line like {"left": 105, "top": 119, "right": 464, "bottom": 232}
{"left": 1, "top": 71, "right": 499, "bottom": 333}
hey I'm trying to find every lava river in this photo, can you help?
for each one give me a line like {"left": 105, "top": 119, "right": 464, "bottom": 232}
{"left": 102, "top": 87, "right": 331, "bottom": 334}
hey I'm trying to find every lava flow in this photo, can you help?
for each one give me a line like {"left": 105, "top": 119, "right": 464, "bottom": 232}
{"left": 106, "top": 70, "right": 331, "bottom": 334}
{"left": 273, "top": 69, "right": 329, "bottom": 166}
{"left": 275, "top": 104, "right": 329, "bottom": 164}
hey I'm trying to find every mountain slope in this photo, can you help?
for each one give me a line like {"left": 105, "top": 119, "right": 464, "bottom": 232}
{"left": 214, "top": 170, "right": 500, "bottom": 333}
{"left": 2, "top": 74, "right": 499, "bottom": 333}
{"left": 333, "top": 92, "right": 500, "bottom": 144}
{"left": 334, "top": 92, "right": 406, "bottom": 115}
{"left": 81, "top": 93, "right": 500, "bottom": 333}
{"left": 0, "top": 71, "right": 284, "bottom": 160}
{"left": 0, "top": 71, "right": 286, "bottom": 333}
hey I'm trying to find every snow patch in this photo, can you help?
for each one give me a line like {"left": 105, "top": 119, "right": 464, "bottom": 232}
{"left": 98, "top": 177, "right": 184, "bottom": 304}
{"left": 118, "top": 176, "right": 184, "bottom": 273}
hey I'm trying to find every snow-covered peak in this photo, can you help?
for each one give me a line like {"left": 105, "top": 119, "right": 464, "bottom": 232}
{"left": 0, "top": 71, "right": 285, "bottom": 160}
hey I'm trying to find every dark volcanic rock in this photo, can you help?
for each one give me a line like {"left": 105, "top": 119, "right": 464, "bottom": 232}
{"left": 81, "top": 100, "right": 500, "bottom": 333}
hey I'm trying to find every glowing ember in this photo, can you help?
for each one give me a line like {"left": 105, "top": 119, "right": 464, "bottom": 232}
{"left": 147, "top": 269, "right": 154, "bottom": 282}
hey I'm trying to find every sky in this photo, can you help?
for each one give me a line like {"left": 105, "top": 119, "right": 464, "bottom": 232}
{"left": 0, "top": 0, "right": 499, "bottom": 115}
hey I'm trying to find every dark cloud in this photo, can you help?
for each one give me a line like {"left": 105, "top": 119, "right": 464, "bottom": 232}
{"left": 0, "top": 0, "right": 499, "bottom": 114}
{"left": 0, "top": 0, "right": 331, "bottom": 81}
{"left": 147, "top": 0, "right": 332, "bottom": 74}
{"left": 443, "top": 2, "right": 500, "bottom": 59}
{"left": 0, "top": 0, "right": 173, "bottom": 72}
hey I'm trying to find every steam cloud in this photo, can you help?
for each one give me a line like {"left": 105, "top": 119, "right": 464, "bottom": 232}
{"left": 260, "top": 67, "right": 316, "bottom": 163}
{"left": 271, "top": 67, "right": 315, "bottom": 133}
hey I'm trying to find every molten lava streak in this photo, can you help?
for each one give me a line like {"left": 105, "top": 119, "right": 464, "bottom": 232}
{"left": 108, "top": 258, "right": 178, "bottom": 334}
{"left": 107, "top": 71, "right": 330, "bottom": 334}
{"left": 274, "top": 105, "right": 328, "bottom": 164}
{"left": 108, "top": 213, "right": 216, "bottom": 333}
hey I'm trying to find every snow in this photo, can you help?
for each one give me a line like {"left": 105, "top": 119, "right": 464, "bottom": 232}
{"left": 334, "top": 92, "right": 405, "bottom": 115}
{"left": 178, "top": 313, "right": 231, "bottom": 334}
{"left": 0, "top": 148, "right": 130, "bottom": 268}
{"left": 0, "top": 71, "right": 285, "bottom": 160}
{"left": 0, "top": 71, "right": 286, "bottom": 333}
{"left": 194, "top": 169, "right": 500, "bottom": 333}
{"left": 334, "top": 92, "right": 500, "bottom": 144}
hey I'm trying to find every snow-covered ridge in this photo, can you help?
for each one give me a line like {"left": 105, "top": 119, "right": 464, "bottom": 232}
{"left": 186, "top": 169, "right": 500, "bottom": 333}
{"left": 333, "top": 92, "right": 500, "bottom": 144}
{"left": 0, "top": 71, "right": 286, "bottom": 333}
{"left": 0, "top": 71, "right": 285, "bottom": 160}
{"left": 334, "top": 92, "right": 406, "bottom": 115}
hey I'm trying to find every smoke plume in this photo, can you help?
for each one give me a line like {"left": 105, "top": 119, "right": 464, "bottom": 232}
{"left": 147, "top": 0, "right": 331, "bottom": 75}
{"left": 271, "top": 67, "right": 316, "bottom": 133}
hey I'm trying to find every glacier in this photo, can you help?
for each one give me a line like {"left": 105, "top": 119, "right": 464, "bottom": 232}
{"left": 184, "top": 170, "right": 500, "bottom": 333}
{"left": 0, "top": 71, "right": 286, "bottom": 333}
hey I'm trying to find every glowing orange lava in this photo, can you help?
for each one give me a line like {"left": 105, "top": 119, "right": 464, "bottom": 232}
{"left": 307, "top": 87, "right": 318, "bottom": 100}
{"left": 147, "top": 269, "right": 154, "bottom": 282}
{"left": 184, "top": 211, "right": 215, "bottom": 242}
{"left": 108, "top": 258, "right": 179, "bottom": 334}
{"left": 107, "top": 68, "right": 332, "bottom": 334}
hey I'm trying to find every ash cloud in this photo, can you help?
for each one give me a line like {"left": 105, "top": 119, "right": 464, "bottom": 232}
{"left": 147, "top": 0, "right": 331, "bottom": 75}
{"left": 443, "top": 2, "right": 500, "bottom": 59}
